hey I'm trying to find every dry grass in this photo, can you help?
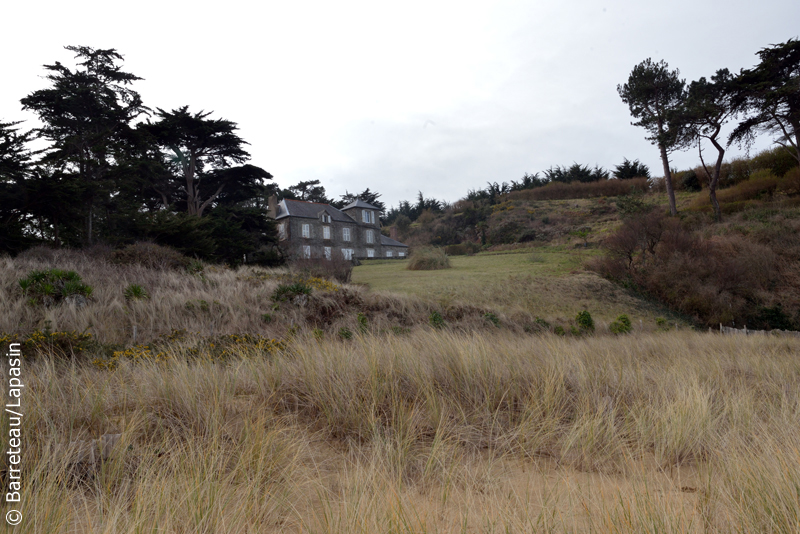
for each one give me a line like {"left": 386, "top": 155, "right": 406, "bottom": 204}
{"left": 7, "top": 330, "right": 800, "bottom": 532}
{"left": 0, "top": 249, "right": 505, "bottom": 346}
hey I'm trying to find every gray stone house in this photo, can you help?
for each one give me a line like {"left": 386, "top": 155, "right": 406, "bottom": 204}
{"left": 268, "top": 196, "right": 408, "bottom": 261}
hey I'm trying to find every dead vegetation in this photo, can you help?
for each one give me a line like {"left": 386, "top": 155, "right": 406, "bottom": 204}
{"left": 10, "top": 330, "right": 800, "bottom": 532}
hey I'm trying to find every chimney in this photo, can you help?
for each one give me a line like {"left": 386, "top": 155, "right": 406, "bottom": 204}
{"left": 390, "top": 226, "right": 398, "bottom": 240}
{"left": 267, "top": 194, "right": 278, "bottom": 219}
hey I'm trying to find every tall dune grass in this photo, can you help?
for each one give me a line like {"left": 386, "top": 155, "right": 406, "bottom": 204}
{"left": 9, "top": 330, "right": 800, "bottom": 532}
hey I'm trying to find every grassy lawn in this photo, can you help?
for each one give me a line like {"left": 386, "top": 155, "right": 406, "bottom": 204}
{"left": 354, "top": 248, "right": 584, "bottom": 293}
{"left": 353, "top": 248, "right": 679, "bottom": 325}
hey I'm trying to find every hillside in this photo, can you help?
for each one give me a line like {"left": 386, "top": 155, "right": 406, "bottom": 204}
{"left": 385, "top": 152, "right": 800, "bottom": 329}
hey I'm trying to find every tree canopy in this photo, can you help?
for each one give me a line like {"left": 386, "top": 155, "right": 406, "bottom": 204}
{"left": 730, "top": 38, "right": 800, "bottom": 166}
{"left": 618, "top": 58, "right": 685, "bottom": 215}
{"left": 5, "top": 46, "right": 278, "bottom": 265}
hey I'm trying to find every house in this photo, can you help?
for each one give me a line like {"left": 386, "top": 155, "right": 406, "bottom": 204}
{"left": 268, "top": 196, "right": 408, "bottom": 261}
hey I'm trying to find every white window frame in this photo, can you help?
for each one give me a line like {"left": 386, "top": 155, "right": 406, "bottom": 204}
{"left": 342, "top": 227, "right": 351, "bottom": 241}
{"left": 301, "top": 223, "right": 310, "bottom": 238}
{"left": 302, "top": 245, "right": 311, "bottom": 259}
{"left": 366, "top": 230, "right": 373, "bottom": 244}
{"left": 324, "top": 246, "right": 331, "bottom": 260}
{"left": 399, "top": 252, "right": 406, "bottom": 257}
{"left": 323, "top": 226, "right": 331, "bottom": 240}
{"left": 341, "top": 248, "right": 353, "bottom": 260}
{"left": 321, "top": 213, "right": 331, "bottom": 223}
{"left": 278, "top": 223, "right": 287, "bottom": 240}
{"left": 386, "top": 250, "right": 393, "bottom": 258}
{"left": 367, "top": 249, "right": 374, "bottom": 258}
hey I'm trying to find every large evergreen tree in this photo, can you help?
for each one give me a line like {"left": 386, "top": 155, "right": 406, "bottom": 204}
{"left": 0, "top": 121, "right": 36, "bottom": 253}
{"left": 20, "top": 46, "right": 148, "bottom": 244}
{"left": 144, "top": 106, "right": 271, "bottom": 217}
{"left": 618, "top": 58, "right": 685, "bottom": 216}
{"left": 679, "top": 69, "right": 740, "bottom": 221}
{"left": 730, "top": 39, "right": 800, "bottom": 166}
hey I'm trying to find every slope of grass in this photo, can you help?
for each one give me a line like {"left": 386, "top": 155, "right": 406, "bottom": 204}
{"left": 354, "top": 250, "right": 680, "bottom": 326}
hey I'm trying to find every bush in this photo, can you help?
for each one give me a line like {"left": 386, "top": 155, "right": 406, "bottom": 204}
{"left": 575, "top": 310, "right": 594, "bottom": 332}
{"left": 429, "top": 311, "right": 445, "bottom": 329}
{"left": 19, "top": 269, "right": 93, "bottom": 306}
{"left": 609, "top": 314, "right": 632, "bottom": 334}
{"left": 407, "top": 247, "right": 450, "bottom": 271}
{"left": 0, "top": 329, "right": 93, "bottom": 359}
{"left": 444, "top": 242, "right": 481, "bottom": 256}
{"left": 484, "top": 312, "right": 500, "bottom": 327}
{"left": 508, "top": 178, "right": 649, "bottom": 201}
{"left": 110, "top": 242, "right": 191, "bottom": 270}
{"left": 123, "top": 284, "right": 149, "bottom": 301}
{"left": 338, "top": 327, "right": 353, "bottom": 340}
{"left": 272, "top": 282, "right": 312, "bottom": 302}
{"left": 681, "top": 170, "right": 702, "bottom": 192}
{"left": 357, "top": 312, "right": 368, "bottom": 333}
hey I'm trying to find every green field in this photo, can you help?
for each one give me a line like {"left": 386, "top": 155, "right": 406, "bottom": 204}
{"left": 353, "top": 248, "right": 680, "bottom": 327}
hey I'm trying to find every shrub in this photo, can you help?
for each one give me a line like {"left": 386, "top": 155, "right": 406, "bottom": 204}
{"left": 261, "top": 313, "right": 273, "bottom": 323}
{"left": 444, "top": 242, "right": 481, "bottom": 256}
{"left": 655, "top": 317, "right": 670, "bottom": 331}
{"left": 553, "top": 325, "right": 565, "bottom": 336}
{"left": 484, "top": 312, "right": 500, "bottom": 327}
{"left": 338, "top": 327, "right": 353, "bottom": 340}
{"left": 681, "top": 170, "right": 702, "bottom": 192}
{"left": 357, "top": 312, "right": 368, "bottom": 333}
{"left": 407, "top": 247, "right": 450, "bottom": 271}
{"left": 609, "top": 314, "right": 632, "bottom": 334}
{"left": 272, "top": 282, "right": 312, "bottom": 303}
{"left": 19, "top": 269, "right": 93, "bottom": 306}
{"left": 508, "top": 177, "right": 649, "bottom": 201}
{"left": 123, "top": 284, "right": 149, "bottom": 301}
{"left": 575, "top": 310, "right": 594, "bottom": 332}
{"left": 429, "top": 311, "right": 445, "bottom": 329}
{"left": 110, "top": 242, "right": 191, "bottom": 270}
{"left": 0, "top": 329, "right": 93, "bottom": 359}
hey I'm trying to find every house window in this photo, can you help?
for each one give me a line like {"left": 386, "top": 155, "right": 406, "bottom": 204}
{"left": 362, "top": 210, "right": 373, "bottom": 224}
{"left": 278, "top": 223, "right": 287, "bottom": 240}
{"left": 367, "top": 249, "right": 374, "bottom": 258}
{"left": 366, "top": 230, "right": 373, "bottom": 244}
{"left": 323, "top": 226, "right": 331, "bottom": 240}
{"left": 343, "top": 228, "right": 351, "bottom": 241}
{"left": 302, "top": 245, "right": 311, "bottom": 259}
{"left": 399, "top": 252, "right": 406, "bottom": 257}
{"left": 321, "top": 213, "right": 331, "bottom": 223}
{"left": 386, "top": 250, "right": 393, "bottom": 258}
{"left": 341, "top": 248, "right": 353, "bottom": 260}
{"left": 302, "top": 223, "right": 310, "bottom": 238}
{"left": 324, "top": 247, "right": 331, "bottom": 260}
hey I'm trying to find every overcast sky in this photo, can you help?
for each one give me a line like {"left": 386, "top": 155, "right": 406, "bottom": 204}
{"left": 3, "top": 0, "right": 798, "bottom": 208}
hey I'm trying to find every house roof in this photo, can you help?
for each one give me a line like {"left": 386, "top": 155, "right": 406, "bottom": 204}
{"left": 275, "top": 199, "right": 355, "bottom": 222}
{"left": 342, "top": 199, "right": 381, "bottom": 211}
{"left": 380, "top": 235, "right": 408, "bottom": 248}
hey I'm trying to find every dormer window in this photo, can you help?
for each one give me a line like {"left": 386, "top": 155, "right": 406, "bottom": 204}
{"left": 321, "top": 212, "right": 331, "bottom": 223}
{"left": 362, "top": 210, "right": 374, "bottom": 224}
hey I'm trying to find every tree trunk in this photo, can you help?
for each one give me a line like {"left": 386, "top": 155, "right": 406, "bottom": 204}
{"left": 86, "top": 203, "right": 93, "bottom": 245}
{"left": 709, "top": 137, "right": 725, "bottom": 222}
{"left": 658, "top": 143, "right": 678, "bottom": 216}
